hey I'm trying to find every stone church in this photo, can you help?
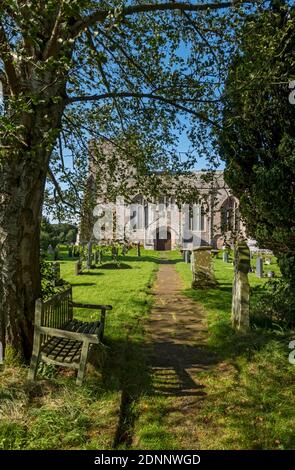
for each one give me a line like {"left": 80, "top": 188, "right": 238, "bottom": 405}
{"left": 80, "top": 141, "right": 243, "bottom": 251}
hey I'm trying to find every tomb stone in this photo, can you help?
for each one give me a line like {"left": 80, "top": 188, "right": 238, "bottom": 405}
{"left": 184, "top": 250, "right": 191, "bottom": 263}
{"left": 256, "top": 257, "right": 263, "bottom": 278}
{"left": 231, "top": 242, "right": 250, "bottom": 332}
{"left": 191, "top": 246, "right": 217, "bottom": 289}
{"left": 137, "top": 242, "right": 141, "bottom": 257}
{"left": 223, "top": 251, "right": 229, "bottom": 263}
{"left": 75, "top": 260, "right": 82, "bottom": 276}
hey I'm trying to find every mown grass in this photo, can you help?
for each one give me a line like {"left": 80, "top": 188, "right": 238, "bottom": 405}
{"left": 176, "top": 253, "right": 295, "bottom": 450}
{"left": 1, "top": 248, "right": 294, "bottom": 450}
{"left": 0, "top": 248, "right": 160, "bottom": 450}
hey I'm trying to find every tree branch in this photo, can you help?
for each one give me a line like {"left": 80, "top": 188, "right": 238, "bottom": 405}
{"left": 66, "top": 91, "right": 221, "bottom": 128}
{"left": 0, "top": 22, "right": 19, "bottom": 94}
{"left": 47, "top": 166, "right": 80, "bottom": 214}
{"left": 71, "top": 2, "right": 237, "bottom": 34}
{"left": 43, "top": 2, "right": 64, "bottom": 59}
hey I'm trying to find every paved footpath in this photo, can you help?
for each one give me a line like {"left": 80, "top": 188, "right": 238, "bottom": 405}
{"left": 133, "top": 258, "right": 217, "bottom": 449}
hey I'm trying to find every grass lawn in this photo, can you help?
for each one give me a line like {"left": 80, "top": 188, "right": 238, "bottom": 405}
{"left": 0, "top": 248, "right": 160, "bottom": 450}
{"left": 176, "top": 253, "right": 295, "bottom": 450}
{"left": 0, "top": 248, "right": 294, "bottom": 450}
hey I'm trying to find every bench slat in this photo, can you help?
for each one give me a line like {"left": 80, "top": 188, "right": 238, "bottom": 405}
{"left": 28, "top": 286, "right": 112, "bottom": 385}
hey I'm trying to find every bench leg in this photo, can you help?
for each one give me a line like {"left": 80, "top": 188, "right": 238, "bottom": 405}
{"left": 28, "top": 333, "right": 41, "bottom": 381}
{"left": 76, "top": 342, "right": 89, "bottom": 386}
{"left": 28, "top": 353, "right": 41, "bottom": 381}
{"left": 100, "top": 309, "right": 106, "bottom": 341}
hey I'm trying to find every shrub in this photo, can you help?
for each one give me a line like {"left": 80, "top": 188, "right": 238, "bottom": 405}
{"left": 251, "top": 280, "right": 295, "bottom": 329}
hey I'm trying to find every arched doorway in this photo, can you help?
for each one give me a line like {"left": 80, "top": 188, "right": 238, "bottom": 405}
{"left": 155, "top": 228, "right": 171, "bottom": 251}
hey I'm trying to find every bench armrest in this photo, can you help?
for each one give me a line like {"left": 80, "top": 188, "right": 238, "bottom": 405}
{"left": 37, "top": 326, "right": 100, "bottom": 344}
{"left": 72, "top": 302, "right": 112, "bottom": 311}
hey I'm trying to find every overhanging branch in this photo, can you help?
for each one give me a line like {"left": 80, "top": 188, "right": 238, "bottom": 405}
{"left": 48, "top": 167, "right": 80, "bottom": 214}
{"left": 71, "top": 1, "right": 241, "bottom": 34}
{"left": 66, "top": 91, "right": 221, "bottom": 128}
{"left": 0, "top": 22, "right": 19, "bottom": 94}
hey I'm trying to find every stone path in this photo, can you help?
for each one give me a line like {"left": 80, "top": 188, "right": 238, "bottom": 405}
{"left": 134, "top": 258, "right": 217, "bottom": 449}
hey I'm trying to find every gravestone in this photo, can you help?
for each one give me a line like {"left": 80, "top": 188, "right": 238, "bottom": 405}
{"left": 223, "top": 251, "right": 229, "bottom": 263}
{"left": 75, "top": 260, "right": 82, "bottom": 276}
{"left": 191, "top": 246, "right": 217, "bottom": 289}
{"left": 231, "top": 242, "right": 250, "bottom": 332}
{"left": 256, "top": 257, "right": 263, "bottom": 278}
{"left": 184, "top": 250, "right": 191, "bottom": 263}
{"left": 47, "top": 244, "right": 54, "bottom": 257}
{"left": 137, "top": 242, "right": 141, "bottom": 257}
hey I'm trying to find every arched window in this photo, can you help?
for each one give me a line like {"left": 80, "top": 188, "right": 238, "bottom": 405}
{"left": 221, "top": 197, "right": 239, "bottom": 232}
{"left": 130, "top": 195, "right": 144, "bottom": 230}
{"left": 190, "top": 204, "right": 205, "bottom": 232}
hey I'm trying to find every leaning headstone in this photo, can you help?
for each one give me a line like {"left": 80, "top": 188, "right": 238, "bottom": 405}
{"left": 137, "top": 242, "right": 141, "bottom": 257}
{"left": 231, "top": 242, "right": 250, "bottom": 332}
{"left": 75, "top": 260, "right": 82, "bottom": 276}
{"left": 223, "top": 251, "right": 229, "bottom": 263}
{"left": 191, "top": 246, "right": 217, "bottom": 289}
{"left": 52, "top": 262, "right": 61, "bottom": 286}
{"left": 256, "top": 257, "right": 263, "bottom": 278}
{"left": 47, "top": 244, "right": 54, "bottom": 257}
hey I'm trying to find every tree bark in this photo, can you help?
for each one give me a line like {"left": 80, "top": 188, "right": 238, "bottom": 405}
{"left": 0, "top": 97, "right": 65, "bottom": 359}
{"left": 0, "top": 155, "right": 47, "bottom": 359}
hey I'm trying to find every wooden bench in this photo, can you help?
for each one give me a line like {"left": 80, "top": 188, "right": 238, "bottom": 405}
{"left": 28, "top": 287, "right": 112, "bottom": 385}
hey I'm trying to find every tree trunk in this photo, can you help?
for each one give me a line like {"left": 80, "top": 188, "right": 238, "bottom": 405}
{"left": 0, "top": 89, "right": 66, "bottom": 359}
{"left": 0, "top": 152, "right": 48, "bottom": 359}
